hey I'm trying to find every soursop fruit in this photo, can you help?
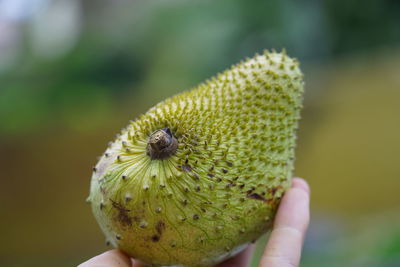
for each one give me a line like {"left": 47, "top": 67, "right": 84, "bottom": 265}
{"left": 87, "top": 50, "right": 304, "bottom": 267}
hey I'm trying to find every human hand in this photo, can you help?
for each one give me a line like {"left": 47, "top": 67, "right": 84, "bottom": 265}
{"left": 79, "top": 177, "right": 310, "bottom": 267}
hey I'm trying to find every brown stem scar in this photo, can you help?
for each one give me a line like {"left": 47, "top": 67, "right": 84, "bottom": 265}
{"left": 147, "top": 128, "right": 178, "bottom": 160}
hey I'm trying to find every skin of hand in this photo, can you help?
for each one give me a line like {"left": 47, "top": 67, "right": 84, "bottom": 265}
{"left": 79, "top": 177, "right": 310, "bottom": 267}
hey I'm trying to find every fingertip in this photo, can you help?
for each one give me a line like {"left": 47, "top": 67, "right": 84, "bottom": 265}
{"left": 79, "top": 249, "right": 132, "bottom": 267}
{"left": 273, "top": 178, "right": 310, "bottom": 233}
{"left": 216, "top": 243, "right": 255, "bottom": 267}
{"left": 260, "top": 178, "right": 310, "bottom": 267}
{"left": 292, "top": 177, "right": 310, "bottom": 194}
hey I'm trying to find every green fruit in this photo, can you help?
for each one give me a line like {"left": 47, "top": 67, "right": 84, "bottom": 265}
{"left": 88, "top": 50, "right": 304, "bottom": 266}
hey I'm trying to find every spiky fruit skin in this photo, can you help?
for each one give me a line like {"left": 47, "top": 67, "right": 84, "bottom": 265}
{"left": 88, "top": 51, "right": 304, "bottom": 267}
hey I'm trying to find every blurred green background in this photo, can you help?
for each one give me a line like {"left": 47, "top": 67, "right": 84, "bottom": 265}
{"left": 0, "top": 0, "right": 399, "bottom": 266}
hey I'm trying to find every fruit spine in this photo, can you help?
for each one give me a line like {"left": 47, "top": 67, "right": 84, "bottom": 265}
{"left": 88, "top": 50, "right": 304, "bottom": 267}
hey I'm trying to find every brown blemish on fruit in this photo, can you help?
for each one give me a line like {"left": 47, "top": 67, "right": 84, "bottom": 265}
{"left": 111, "top": 199, "right": 132, "bottom": 226}
{"left": 225, "top": 183, "right": 235, "bottom": 188}
{"left": 156, "top": 220, "right": 165, "bottom": 236}
{"left": 100, "top": 186, "right": 106, "bottom": 195}
{"left": 151, "top": 235, "right": 160, "bottom": 242}
{"left": 182, "top": 165, "right": 192, "bottom": 172}
{"left": 245, "top": 188, "right": 254, "bottom": 194}
{"left": 247, "top": 193, "right": 268, "bottom": 202}
{"left": 132, "top": 216, "right": 141, "bottom": 223}
{"left": 193, "top": 173, "right": 200, "bottom": 180}
{"left": 270, "top": 186, "right": 280, "bottom": 195}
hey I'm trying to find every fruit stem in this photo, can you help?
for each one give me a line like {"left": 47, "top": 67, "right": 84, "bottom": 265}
{"left": 147, "top": 128, "right": 178, "bottom": 160}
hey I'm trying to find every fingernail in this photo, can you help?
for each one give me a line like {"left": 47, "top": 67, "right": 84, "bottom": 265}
{"left": 292, "top": 177, "right": 310, "bottom": 194}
